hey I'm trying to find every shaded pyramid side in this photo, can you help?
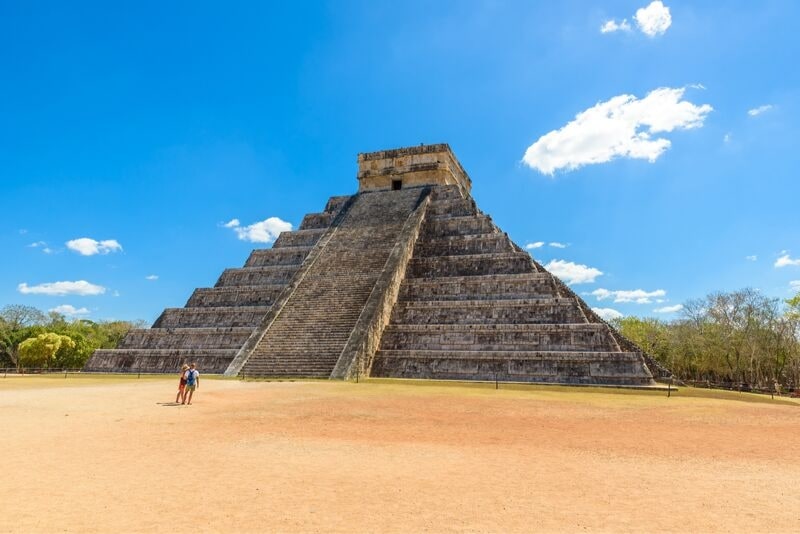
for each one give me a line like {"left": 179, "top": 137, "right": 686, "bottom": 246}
{"left": 83, "top": 195, "right": 353, "bottom": 373}
{"left": 370, "top": 185, "right": 660, "bottom": 385}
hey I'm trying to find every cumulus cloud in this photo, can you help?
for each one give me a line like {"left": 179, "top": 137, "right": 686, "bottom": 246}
{"left": 49, "top": 304, "right": 90, "bottom": 316}
{"left": 591, "top": 288, "right": 667, "bottom": 304}
{"left": 593, "top": 307, "right": 623, "bottom": 321}
{"left": 525, "top": 242, "right": 545, "bottom": 250}
{"left": 600, "top": 19, "right": 631, "bottom": 33}
{"left": 775, "top": 254, "right": 800, "bottom": 268}
{"left": 549, "top": 242, "right": 568, "bottom": 249}
{"left": 18, "top": 280, "right": 106, "bottom": 296}
{"left": 224, "top": 217, "right": 292, "bottom": 244}
{"left": 634, "top": 1, "right": 672, "bottom": 37}
{"left": 748, "top": 104, "right": 773, "bottom": 117}
{"left": 745, "top": 255, "right": 757, "bottom": 261}
{"left": 145, "top": 275, "right": 159, "bottom": 281}
{"left": 654, "top": 304, "right": 683, "bottom": 313}
{"left": 66, "top": 238, "right": 122, "bottom": 256}
{"left": 790, "top": 281, "right": 800, "bottom": 291}
{"left": 545, "top": 260, "right": 603, "bottom": 285}
{"left": 522, "top": 87, "right": 712, "bottom": 175}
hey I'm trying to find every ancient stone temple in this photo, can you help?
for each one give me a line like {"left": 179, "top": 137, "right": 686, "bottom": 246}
{"left": 85, "top": 144, "right": 667, "bottom": 385}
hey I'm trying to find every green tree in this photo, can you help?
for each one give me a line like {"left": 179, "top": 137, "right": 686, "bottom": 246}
{"left": 18, "top": 333, "right": 76, "bottom": 369}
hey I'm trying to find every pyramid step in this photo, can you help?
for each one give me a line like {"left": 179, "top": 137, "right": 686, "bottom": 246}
{"left": 409, "top": 252, "right": 534, "bottom": 278}
{"left": 186, "top": 285, "right": 285, "bottom": 307}
{"left": 154, "top": 306, "right": 271, "bottom": 328}
{"left": 391, "top": 298, "right": 586, "bottom": 325}
{"left": 118, "top": 327, "right": 253, "bottom": 350}
{"left": 244, "top": 247, "right": 312, "bottom": 267}
{"left": 84, "top": 348, "right": 237, "bottom": 374}
{"left": 422, "top": 215, "right": 495, "bottom": 237}
{"left": 400, "top": 273, "right": 558, "bottom": 301}
{"left": 414, "top": 233, "right": 514, "bottom": 257}
{"left": 273, "top": 228, "right": 327, "bottom": 248}
{"left": 299, "top": 212, "right": 334, "bottom": 230}
{"left": 380, "top": 323, "right": 617, "bottom": 352}
{"left": 426, "top": 198, "right": 477, "bottom": 218}
{"left": 216, "top": 266, "right": 299, "bottom": 286}
{"left": 371, "top": 350, "right": 654, "bottom": 385}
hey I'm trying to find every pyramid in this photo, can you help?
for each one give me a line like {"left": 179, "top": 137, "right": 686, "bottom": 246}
{"left": 85, "top": 144, "right": 669, "bottom": 385}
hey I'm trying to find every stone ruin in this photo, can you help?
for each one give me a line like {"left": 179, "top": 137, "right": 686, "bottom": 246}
{"left": 85, "top": 144, "right": 669, "bottom": 385}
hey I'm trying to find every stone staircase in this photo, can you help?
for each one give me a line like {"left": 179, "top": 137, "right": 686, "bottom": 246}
{"left": 83, "top": 195, "right": 352, "bottom": 373}
{"left": 371, "top": 185, "right": 655, "bottom": 385}
{"left": 239, "top": 187, "right": 428, "bottom": 378}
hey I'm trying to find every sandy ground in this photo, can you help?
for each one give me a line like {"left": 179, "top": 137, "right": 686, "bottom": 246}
{"left": 0, "top": 376, "right": 798, "bottom": 534}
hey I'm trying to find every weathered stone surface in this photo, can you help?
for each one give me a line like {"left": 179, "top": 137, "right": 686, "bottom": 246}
{"left": 85, "top": 144, "right": 662, "bottom": 384}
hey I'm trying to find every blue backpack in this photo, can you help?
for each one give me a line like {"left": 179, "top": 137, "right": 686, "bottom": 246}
{"left": 186, "top": 369, "right": 197, "bottom": 386}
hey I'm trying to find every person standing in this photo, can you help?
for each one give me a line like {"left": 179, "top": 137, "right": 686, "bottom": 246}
{"left": 176, "top": 364, "right": 189, "bottom": 403}
{"left": 183, "top": 363, "right": 200, "bottom": 405}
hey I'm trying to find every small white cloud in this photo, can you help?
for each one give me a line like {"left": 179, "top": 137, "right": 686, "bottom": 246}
{"left": 49, "top": 304, "right": 90, "bottom": 317}
{"left": 145, "top": 275, "right": 159, "bottom": 281}
{"left": 545, "top": 260, "right": 603, "bottom": 285}
{"left": 522, "top": 87, "right": 712, "bottom": 175}
{"left": 593, "top": 307, "right": 623, "bottom": 321}
{"left": 775, "top": 254, "right": 800, "bottom": 268}
{"left": 654, "top": 304, "right": 683, "bottom": 313}
{"left": 635, "top": 1, "right": 672, "bottom": 37}
{"left": 601, "top": 19, "right": 632, "bottom": 33}
{"left": 66, "top": 238, "right": 123, "bottom": 256}
{"left": 549, "top": 242, "right": 568, "bottom": 249}
{"left": 745, "top": 255, "right": 757, "bottom": 261}
{"left": 689, "top": 83, "right": 706, "bottom": 90}
{"left": 525, "top": 242, "right": 545, "bottom": 250}
{"left": 723, "top": 133, "right": 732, "bottom": 143}
{"left": 28, "top": 241, "right": 54, "bottom": 254}
{"left": 591, "top": 288, "right": 667, "bottom": 304}
{"left": 18, "top": 280, "right": 106, "bottom": 296}
{"left": 748, "top": 104, "right": 773, "bottom": 117}
{"left": 112, "top": 290, "right": 121, "bottom": 297}
{"left": 789, "top": 280, "right": 800, "bottom": 291}
{"left": 225, "top": 217, "right": 292, "bottom": 244}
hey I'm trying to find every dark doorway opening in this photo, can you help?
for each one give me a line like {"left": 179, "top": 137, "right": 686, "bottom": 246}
{"left": 391, "top": 179, "right": 402, "bottom": 191}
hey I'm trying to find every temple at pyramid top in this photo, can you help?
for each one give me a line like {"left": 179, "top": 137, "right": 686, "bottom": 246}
{"left": 357, "top": 143, "right": 472, "bottom": 196}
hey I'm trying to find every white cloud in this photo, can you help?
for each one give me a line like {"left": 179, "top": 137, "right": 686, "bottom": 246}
{"left": 654, "top": 304, "right": 683, "bottom": 313}
{"left": 748, "top": 104, "right": 773, "bottom": 117}
{"left": 28, "top": 241, "right": 54, "bottom": 254}
{"left": 18, "top": 280, "right": 106, "bottom": 296}
{"left": 545, "top": 260, "right": 603, "bottom": 284}
{"left": 789, "top": 281, "right": 800, "bottom": 291}
{"left": 66, "top": 238, "right": 122, "bottom": 256}
{"left": 549, "top": 242, "right": 568, "bottom": 249}
{"left": 593, "top": 307, "right": 623, "bottom": 321}
{"left": 145, "top": 275, "right": 159, "bottom": 281}
{"left": 224, "top": 217, "right": 292, "bottom": 244}
{"left": 723, "top": 133, "right": 732, "bottom": 144}
{"left": 745, "top": 255, "right": 757, "bottom": 261}
{"left": 635, "top": 1, "right": 672, "bottom": 37}
{"left": 522, "top": 87, "right": 712, "bottom": 175}
{"left": 525, "top": 242, "right": 545, "bottom": 250}
{"left": 601, "top": 19, "right": 631, "bottom": 33}
{"left": 591, "top": 288, "right": 667, "bottom": 304}
{"left": 775, "top": 254, "right": 800, "bottom": 268}
{"left": 49, "top": 304, "right": 90, "bottom": 317}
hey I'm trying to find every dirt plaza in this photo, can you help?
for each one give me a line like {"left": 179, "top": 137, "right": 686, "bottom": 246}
{"left": 1, "top": 376, "right": 798, "bottom": 533}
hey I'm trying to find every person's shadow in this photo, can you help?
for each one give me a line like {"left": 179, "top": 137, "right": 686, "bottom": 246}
{"left": 156, "top": 402, "right": 183, "bottom": 407}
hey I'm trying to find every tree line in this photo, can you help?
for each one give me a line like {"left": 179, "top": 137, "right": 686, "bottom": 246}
{"left": 613, "top": 289, "right": 800, "bottom": 390}
{"left": 0, "top": 304, "right": 145, "bottom": 370}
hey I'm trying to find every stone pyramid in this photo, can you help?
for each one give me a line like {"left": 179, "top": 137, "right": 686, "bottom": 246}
{"left": 85, "top": 144, "right": 668, "bottom": 385}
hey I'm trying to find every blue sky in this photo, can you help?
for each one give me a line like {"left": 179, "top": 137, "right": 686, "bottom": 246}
{"left": 2, "top": 1, "right": 798, "bottom": 323}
